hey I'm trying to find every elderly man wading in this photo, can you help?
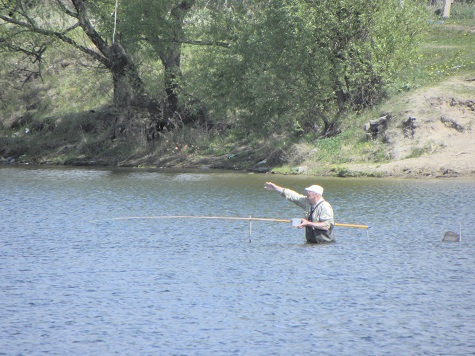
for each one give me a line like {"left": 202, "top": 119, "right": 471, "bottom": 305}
{"left": 265, "top": 182, "right": 335, "bottom": 243}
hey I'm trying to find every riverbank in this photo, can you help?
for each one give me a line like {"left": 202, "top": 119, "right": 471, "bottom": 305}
{"left": 104, "top": 76, "right": 475, "bottom": 179}
{"left": 1, "top": 74, "right": 474, "bottom": 179}
{"left": 1, "top": 142, "right": 473, "bottom": 179}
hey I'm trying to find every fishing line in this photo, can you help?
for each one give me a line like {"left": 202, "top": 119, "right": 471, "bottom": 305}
{"left": 112, "top": 0, "right": 119, "bottom": 44}
{"left": 249, "top": 216, "right": 252, "bottom": 243}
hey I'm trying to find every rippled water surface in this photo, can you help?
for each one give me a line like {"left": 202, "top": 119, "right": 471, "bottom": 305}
{"left": 1, "top": 166, "right": 474, "bottom": 355}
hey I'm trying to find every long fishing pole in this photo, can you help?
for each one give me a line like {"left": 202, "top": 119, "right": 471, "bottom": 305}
{"left": 93, "top": 215, "right": 370, "bottom": 229}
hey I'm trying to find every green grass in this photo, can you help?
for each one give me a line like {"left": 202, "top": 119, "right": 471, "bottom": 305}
{"left": 446, "top": 4, "right": 475, "bottom": 20}
{"left": 410, "top": 18, "right": 474, "bottom": 83}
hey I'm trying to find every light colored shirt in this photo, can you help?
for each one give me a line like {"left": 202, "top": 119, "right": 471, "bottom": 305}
{"left": 281, "top": 188, "right": 335, "bottom": 243}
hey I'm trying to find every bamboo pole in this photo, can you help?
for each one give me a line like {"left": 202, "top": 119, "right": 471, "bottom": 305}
{"left": 96, "top": 215, "right": 370, "bottom": 229}
{"left": 334, "top": 223, "right": 371, "bottom": 229}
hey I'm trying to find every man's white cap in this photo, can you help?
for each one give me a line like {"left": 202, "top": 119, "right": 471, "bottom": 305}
{"left": 305, "top": 185, "right": 323, "bottom": 195}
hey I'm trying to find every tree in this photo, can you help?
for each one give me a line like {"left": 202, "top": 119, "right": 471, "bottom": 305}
{"left": 118, "top": 0, "right": 232, "bottom": 124}
{"left": 117, "top": 0, "right": 196, "bottom": 118}
{"left": 0, "top": 0, "right": 144, "bottom": 108}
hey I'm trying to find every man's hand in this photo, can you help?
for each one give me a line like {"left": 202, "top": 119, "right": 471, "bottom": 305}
{"left": 296, "top": 218, "right": 310, "bottom": 229}
{"left": 264, "top": 182, "right": 277, "bottom": 190}
{"left": 264, "top": 182, "right": 283, "bottom": 193}
{"left": 298, "top": 219, "right": 329, "bottom": 231}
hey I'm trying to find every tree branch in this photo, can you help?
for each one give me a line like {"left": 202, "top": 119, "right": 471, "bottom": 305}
{"left": 0, "top": 13, "right": 110, "bottom": 67}
{"left": 71, "top": 0, "right": 110, "bottom": 55}
{"left": 54, "top": 0, "right": 79, "bottom": 19}
{"left": 180, "top": 38, "right": 231, "bottom": 48}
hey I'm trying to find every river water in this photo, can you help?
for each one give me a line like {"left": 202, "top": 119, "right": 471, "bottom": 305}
{"left": 1, "top": 166, "right": 474, "bottom": 355}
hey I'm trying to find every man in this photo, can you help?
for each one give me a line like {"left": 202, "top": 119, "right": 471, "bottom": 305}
{"left": 264, "top": 182, "right": 335, "bottom": 243}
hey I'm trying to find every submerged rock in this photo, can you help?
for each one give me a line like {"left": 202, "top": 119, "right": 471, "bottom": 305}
{"left": 442, "top": 230, "right": 460, "bottom": 242}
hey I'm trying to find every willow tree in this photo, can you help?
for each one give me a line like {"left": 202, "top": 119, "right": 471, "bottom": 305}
{"left": 0, "top": 0, "right": 144, "bottom": 108}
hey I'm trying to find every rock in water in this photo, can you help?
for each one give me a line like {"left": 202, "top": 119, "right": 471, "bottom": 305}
{"left": 442, "top": 231, "right": 460, "bottom": 242}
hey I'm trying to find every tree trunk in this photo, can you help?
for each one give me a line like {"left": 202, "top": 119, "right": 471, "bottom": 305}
{"left": 160, "top": 47, "right": 182, "bottom": 115}
{"left": 329, "top": 59, "right": 348, "bottom": 113}
{"left": 110, "top": 43, "right": 145, "bottom": 107}
{"left": 155, "top": 1, "right": 195, "bottom": 117}
{"left": 72, "top": 0, "right": 144, "bottom": 107}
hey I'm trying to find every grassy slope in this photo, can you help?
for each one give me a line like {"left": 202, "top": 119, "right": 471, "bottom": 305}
{"left": 269, "top": 17, "right": 475, "bottom": 177}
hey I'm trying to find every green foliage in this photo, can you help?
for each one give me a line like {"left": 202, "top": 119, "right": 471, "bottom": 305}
{"left": 87, "top": 1, "right": 117, "bottom": 37}
{"left": 1, "top": 0, "right": 432, "bottom": 137}
{"left": 187, "top": 0, "right": 428, "bottom": 138}
{"left": 387, "top": 3, "right": 475, "bottom": 94}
